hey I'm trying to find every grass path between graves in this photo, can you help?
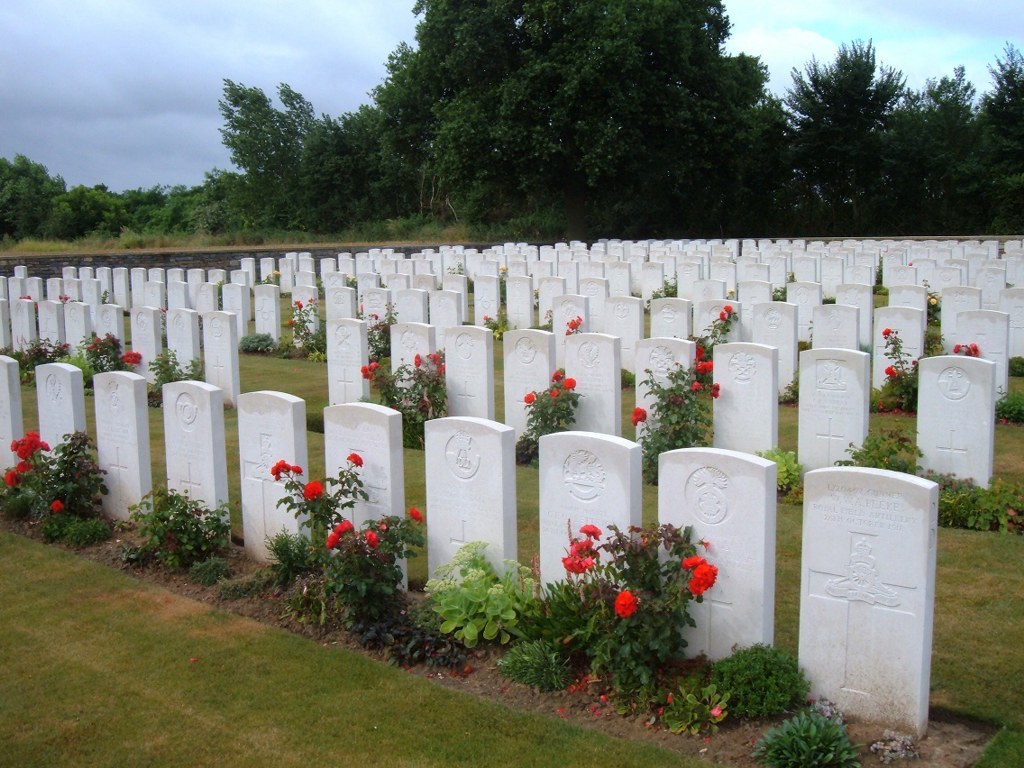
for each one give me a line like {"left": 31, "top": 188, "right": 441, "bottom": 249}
{"left": 0, "top": 530, "right": 704, "bottom": 768}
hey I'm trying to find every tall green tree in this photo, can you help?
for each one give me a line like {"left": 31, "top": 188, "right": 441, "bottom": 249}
{"left": 218, "top": 80, "right": 315, "bottom": 229}
{"left": 784, "top": 40, "right": 905, "bottom": 234}
{"left": 374, "top": 0, "right": 769, "bottom": 238}
{"left": 980, "top": 44, "right": 1024, "bottom": 231}
{"left": 881, "top": 67, "right": 983, "bottom": 234}
{"left": 0, "top": 155, "right": 66, "bottom": 240}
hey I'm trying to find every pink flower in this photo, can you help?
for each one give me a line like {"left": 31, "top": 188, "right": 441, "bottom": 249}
{"left": 711, "top": 706, "right": 723, "bottom": 718}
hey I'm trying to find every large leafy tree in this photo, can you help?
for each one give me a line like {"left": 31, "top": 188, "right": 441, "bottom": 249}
{"left": 0, "top": 154, "right": 66, "bottom": 240}
{"left": 374, "top": 0, "right": 769, "bottom": 237}
{"left": 784, "top": 40, "right": 905, "bottom": 234}
{"left": 218, "top": 80, "right": 315, "bottom": 229}
{"left": 980, "top": 44, "right": 1024, "bottom": 231}
{"left": 881, "top": 67, "right": 983, "bottom": 234}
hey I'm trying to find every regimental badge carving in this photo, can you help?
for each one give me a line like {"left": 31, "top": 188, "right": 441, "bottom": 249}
{"left": 562, "top": 449, "right": 605, "bottom": 502}
{"left": 45, "top": 373, "right": 62, "bottom": 403}
{"left": 578, "top": 341, "right": 600, "bottom": 369}
{"left": 764, "top": 308, "right": 782, "bottom": 330}
{"left": 515, "top": 336, "right": 537, "bottom": 364}
{"left": 175, "top": 391, "right": 199, "bottom": 432}
{"left": 456, "top": 332, "right": 475, "bottom": 360}
{"left": 210, "top": 317, "right": 223, "bottom": 339}
{"left": 816, "top": 359, "right": 847, "bottom": 391}
{"left": 173, "top": 314, "right": 184, "bottom": 331}
{"left": 659, "top": 305, "right": 676, "bottom": 323}
{"left": 614, "top": 302, "right": 629, "bottom": 319}
{"left": 445, "top": 431, "right": 481, "bottom": 480}
{"left": 135, "top": 312, "right": 148, "bottom": 331}
{"left": 649, "top": 345, "right": 675, "bottom": 378}
{"left": 729, "top": 352, "right": 756, "bottom": 382}
{"left": 685, "top": 466, "right": 729, "bottom": 524}
{"left": 401, "top": 330, "right": 417, "bottom": 353}
{"left": 938, "top": 366, "right": 970, "bottom": 401}
{"left": 825, "top": 538, "right": 900, "bottom": 606}
{"left": 107, "top": 380, "right": 121, "bottom": 412}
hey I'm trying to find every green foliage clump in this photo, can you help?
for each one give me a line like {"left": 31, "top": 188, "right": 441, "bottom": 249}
{"left": 266, "top": 531, "right": 317, "bottom": 587}
{"left": 873, "top": 328, "right": 918, "bottom": 414}
{"left": 40, "top": 515, "right": 110, "bottom": 547}
{"left": 752, "top": 710, "right": 861, "bottom": 768}
{"left": 363, "top": 303, "right": 397, "bottom": 362}
{"left": 1009, "top": 356, "right": 1024, "bottom": 377}
{"left": 10, "top": 338, "right": 71, "bottom": 384}
{"left": 426, "top": 542, "right": 539, "bottom": 648}
{"left": 497, "top": 639, "right": 573, "bottom": 692}
{"left": 836, "top": 430, "right": 921, "bottom": 474}
{"left": 82, "top": 333, "right": 138, "bottom": 375}
{"left": 931, "top": 475, "right": 1023, "bottom": 534}
{"left": 129, "top": 489, "right": 231, "bottom": 568}
{"left": 288, "top": 298, "right": 326, "bottom": 359}
{"left": 710, "top": 644, "right": 810, "bottom": 719}
{"left": 662, "top": 683, "right": 730, "bottom": 735}
{"left": 238, "top": 332, "right": 277, "bottom": 354}
{"left": 996, "top": 390, "right": 1024, "bottom": 423}
{"left": 188, "top": 557, "right": 232, "bottom": 586}
{"left": 637, "top": 362, "right": 715, "bottom": 483}
{"left": 147, "top": 351, "right": 204, "bottom": 407}
{"left": 363, "top": 351, "right": 447, "bottom": 449}
{"left": 756, "top": 449, "right": 803, "bottom": 494}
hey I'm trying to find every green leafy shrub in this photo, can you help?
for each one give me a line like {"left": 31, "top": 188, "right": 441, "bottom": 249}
{"left": 636, "top": 361, "right": 716, "bottom": 483}
{"left": 497, "top": 639, "right": 573, "bottom": 692}
{"left": 662, "top": 683, "right": 730, "bottom": 735}
{"left": 710, "top": 644, "right": 810, "bottom": 719}
{"left": 426, "top": 542, "right": 540, "bottom": 648}
{"left": 189, "top": 556, "right": 232, "bottom": 586}
{"left": 129, "top": 489, "right": 231, "bottom": 568}
{"left": 1010, "top": 356, "right": 1024, "bottom": 377}
{"left": 996, "top": 390, "right": 1024, "bottom": 423}
{"left": 10, "top": 338, "right": 70, "bottom": 383}
{"left": 83, "top": 333, "right": 139, "bottom": 374}
{"left": 515, "top": 369, "right": 581, "bottom": 465}
{"left": 266, "top": 531, "right": 316, "bottom": 587}
{"left": 752, "top": 710, "right": 861, "bottom": 768}
{"left": 288, "top": 298, "right": 326, "bottom": 359}
{"left": 238, "top": 332, "right": 277, "bottom": 354}
{"left": 41, "top": 515, "right": 110, "bottom": 547}
{"left": 836, "top": 430, "right": 921, "bottom": 474}
{"left": 147, "top": 351, "right": 203, "bottom": 407}
{"left": 873, "top": 327, "right": 919, "bottom": 414}
{"left": 756, "top": 449, "right": 803, "bottom": 494}
{"left": 363, "top": 302, "right": 397, "bottom": 362}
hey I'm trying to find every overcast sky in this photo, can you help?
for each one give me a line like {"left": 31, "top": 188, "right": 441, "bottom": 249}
{"left": 1, "top": 0, "right": 1019, "bottom": 193}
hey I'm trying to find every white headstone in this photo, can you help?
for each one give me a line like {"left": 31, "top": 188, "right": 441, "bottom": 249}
{"left": 238, "top": 391, "right": 308, "bottom": 563}
{"left": 787, "top": 282, "right": 822, "bottom": 343}
{"left": 35, "top": 362, "right": 86, "bottom": 448}
{"left": 324, "top": 402, "right": 405, "bottom": 530}
{"left": 202, "top": 311, "right": 240, "bottom": 407}
{"left": 0, "top": 355, "right": 24, "bottom": 468}
{"left": 713, "top": 343, "right": 778, "bottom": 454}
{"left": 812, "top": 304, "right": 860, "bottom": 351}
{"left": 165, "top": 308, "right": 200, "bottom": 365}
{"left": 940, "top": 286, "right": 982, "bottom": 352}
{"left": 502, "top": 330, "right": 555, "bottom": 439}
{"left": 327, "top": 318, "right": 370, "bottom": 405}
{"left": 835, "top": 283, "right": 874, "bottom": 349}
{"left": 798, "top": 349, "right": 871, "bottom": 472}
{"left": 952, "top": 309, "right": 1010, "bottom": 394}
{"left": 94, "top": 371, "right": 151, "bottom": 521}
{"left": 163, "top": 380, "right": 229, "bottom": 511}
{"left": 253, "top": 284, "right": 282, "bottom": 342}
{"left": 505, "top": 275, "right": 534, "bottom": 330}
{"left": 603, "top": 296, "right": 644, "bottom": 373}
{"left": 564, "top": 333, "right": 621, "bottom": 436}
{"left": 872, "top": 308, "right": 925, "bottom": 389}
{"left": 799, "top": 467, "right": 937, "bottom": 738}
{"left": 1000, "top": 287, "right": 1024, "bottom": 357}
{"left": 634, "top": 338, "right": 696, "bottom": 439}
{"left": 538, "top": 431, "right": 642, "bottom": 585}
{"left": 917, "top": 356, "right": 996, "bottom": 486}
{"left": 221, "top": 282, "right": 251, "bottom": 340}
{"left": 426, "top": 417, "right": 517, "bottom": 577}
{"left": 94, "top": 303, "right": 124, "bottom": 343}
{"left": 390, "top": 322, "right": 436, "bottom": 372}
{"left": 445, "top": 326, "right": 494, "bottom": 420}
{"left": 36, "top": 300, "right": 65, "bottom": 345}
{"left": 659, "top": 447, "right": 776, "bottom": 660}
{"left": 650, "top": 297, "right": 693, "bottom": 340}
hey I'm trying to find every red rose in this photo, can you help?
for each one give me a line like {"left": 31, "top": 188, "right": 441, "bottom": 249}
{"left": 291, "top": 464, "right": 303, "bottom": 475}
{"left": 326, "top": 532, "right": 341, "bottom": 550}
{"left": 16, "top": 461, "right": 30, "bottom": 474}
{"left": 953, "top": 344, "right": 962, "bottom": 354}
{"left": 369, "top": 361, "right": 379, "bottom": 372}
{"left": 711, "top": 383, "right": 721, "bottom": 399}
{"left": 50, "top": 499, "right": 64, "bottom": 513}
{"left": 334, "top": 520, "right": 355, "bottom": 536}
{"left": 552, "top": 369, "right": 564, "bottom": 382}
{"left": 360, "top": 365, "right": 371, "bottom": 379}
{"left": 631, "top": 407, "right": 647, "bottom": 427}
{"left": 682, "top": 555, "right": 705, "bottom": 570}
{"left": 4, "top": 470, "right": 18, "bottom": 487}
{"left": 524, "top": 392, "right": 536, "bottom": 405}
{"left": 294, "top": 300, "right": 303, "bottom": 310}
{"left": 719, "top": 311, "right": 727, "bottom": 321}
{"left": 563, "top": 377, "right": 577, "bottom": 390}
{"left": 723, "top": 304, "right": 733, "bottom": 314}
{"left": 378, "top": 521, "right": 388, "bottom": 532}
{"left": 365, "top": 530, "right": 379, "bottom": 549}
{"left": 550, "top": 388, "right": 560, "bottom": 398}
{"left": 414, "top": 353, "right": 422, "bottom": 368}
{"left": 303, "top": 481, "right": 324, "bottom": 501}
{"left": 579, "top": 524, "right": 602, "bottom": 539}
{"left": 882, "top": 328, "right": 892, "bottom": 338}
{"left": 885, "top": 366, "right": 896, "bottom": 378}
{"left": 347, "top": 452, "right": 363, "bottom": 467}
{"left": 408, "top": 506, "right": 423, "bottom": 522}
{"left": 614, "top": 590, "right": 639, "bottom": 618}
{"left": 695, "top": 345, "right": 704, "bottom": 361}
{"left": 691, "top": 381, "right": 703, "bottom": 392}
{"left": 689, "top": 562, "right": 719, "bottom": 596}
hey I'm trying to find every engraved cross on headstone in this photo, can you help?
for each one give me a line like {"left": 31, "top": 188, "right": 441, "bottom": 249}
{"left": 177, "top": 461, "right": 204, "bottom": 500}
{"left": 816, "top": 417, "right": 848, "bottom": 466}
{"left": 936, "top": 429, "right": 967, "bottom": 458}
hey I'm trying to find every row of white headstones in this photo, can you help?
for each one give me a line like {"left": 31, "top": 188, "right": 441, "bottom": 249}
{"left": 2, "top": 238, "right": 1017, "bottom": 738}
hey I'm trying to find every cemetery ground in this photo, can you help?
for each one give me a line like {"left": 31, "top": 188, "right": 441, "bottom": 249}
{"left": 2, "top": 342, "right": 1023, "bottom": 768}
